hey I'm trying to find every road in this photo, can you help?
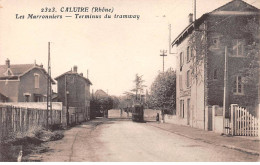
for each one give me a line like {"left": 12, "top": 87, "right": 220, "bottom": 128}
{"left": 26, "top": 110, "right": 259, "bottom": 162}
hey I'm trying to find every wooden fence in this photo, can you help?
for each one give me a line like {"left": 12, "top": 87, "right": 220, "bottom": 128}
{"left": 230, "top": 104, "right": 258, "bottom": 136}
{"left": 0, "top": 105, "right": 62, "bottom": 142}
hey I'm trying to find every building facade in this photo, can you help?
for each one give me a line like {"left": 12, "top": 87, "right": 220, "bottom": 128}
{"left": 55, "top": 66, "right": 92, "bottom": 121}
{"left": 172, "top": 0, "right": 259, "bottom": 129}
{"left": 0, "top": 59, "right": 55, "bottom": 102}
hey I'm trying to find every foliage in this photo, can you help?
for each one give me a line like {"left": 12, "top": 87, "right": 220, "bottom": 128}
{"left": 131, "top": 74, "right": 147, "bottom": 101}
{"left": 148, "top": 68, "right": 176, "bottom": 114}
{"left": 90, "top": 95, "right": 114, "bottom": 118}
{"left": 188, "top": 16, "right": 259, "bottom": 106}
{"left": 118, "top": 95, "right": 134, "bottom": 109}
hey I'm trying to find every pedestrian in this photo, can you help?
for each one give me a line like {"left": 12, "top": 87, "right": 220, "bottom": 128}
{"left": 156, "top": 113, "right": 159, "bottom": 123}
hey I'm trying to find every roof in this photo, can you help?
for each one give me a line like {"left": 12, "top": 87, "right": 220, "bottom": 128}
{"left": 55, "top": 71, "right": 92, "bottom": 85}
{"left": 95, "top": 89, "right": 108, "bottom": 98}
{"left": 0, "top": 63, "right": 55, "bottom": 84}
{"left": 0, "top": 64, "right": 34, "bottom": 77}
{"left": 172, "top": 0, "right": 260, "bottom": 46}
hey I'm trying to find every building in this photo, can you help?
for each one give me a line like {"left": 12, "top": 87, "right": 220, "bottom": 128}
{"left": 172, "top": 0, "right": 259, "bottom": 129}
{"left": 55, "top": 66, "right": 92, "bottom": 122}
{"left": 94, "top": 89, "right": 108, "bottom": 99}
{"left": 0, "top": 59, "right": 55, "bottom": 102}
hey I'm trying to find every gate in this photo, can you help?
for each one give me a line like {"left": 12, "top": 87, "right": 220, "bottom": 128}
{"left": 230, "top": 104, "right": 258, "bottom": 136}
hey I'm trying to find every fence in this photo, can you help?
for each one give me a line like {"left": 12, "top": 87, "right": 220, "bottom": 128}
{"left": 0, "top": 104, "right": 62, "bottom": 142}
{"left": 230, "top": 104, "right": 258, "bottom": 136}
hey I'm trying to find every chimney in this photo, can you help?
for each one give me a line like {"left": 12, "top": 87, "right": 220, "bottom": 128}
{"left": 40, "top": 63, "right": 43, "bottom": 68}
{"left": 80, "top": 73, "right": 83, "bottom": 76}
{"left": 188, "top": 13, "right": 193, "bottom": 24}
{"left": 73, "top": 65, "right": 77, "bottom": 73}
{"left": 5, "top": 58, "right": 10, "bottom": 68}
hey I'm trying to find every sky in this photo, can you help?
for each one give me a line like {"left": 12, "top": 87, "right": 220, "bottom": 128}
{"left": 0, "top": 0, "right": 260, "bottom": 96}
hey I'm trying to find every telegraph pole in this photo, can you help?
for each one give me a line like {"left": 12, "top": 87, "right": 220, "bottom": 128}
{"left": 47, "top": 42, "right": 52, "bottom": 128}
{"left": 223, "top": 46, "right": 228, "bottom": 134}
{"left": 160, "top": 50, "right": 167, "bottom": 72}
{"left": 160, "top": 50, "right": 167, "bottom": 123}
{"left": 194, "top": 0, "right": 196, "bottom": 21}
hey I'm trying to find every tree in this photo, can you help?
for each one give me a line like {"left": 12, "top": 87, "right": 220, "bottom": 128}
{"left": 128, "top": 74, "right": 146, "bottom": 103}
{"left": 148, "top": 68, "right": 176, "bottom": 114}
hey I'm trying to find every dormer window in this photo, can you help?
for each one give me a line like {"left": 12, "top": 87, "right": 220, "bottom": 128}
{"left": 3, "top": 68, "right": 13, "bottom": 76}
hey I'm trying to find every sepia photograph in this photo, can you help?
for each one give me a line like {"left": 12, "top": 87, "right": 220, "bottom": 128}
{"left": 0, "top": 0, "right": 259, "bottom": 162}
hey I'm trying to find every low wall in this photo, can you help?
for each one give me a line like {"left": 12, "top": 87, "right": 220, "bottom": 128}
{"left": 214, "top": 116, "right": 224, "bottom": 133}
{"left": 62, "top": 106, "right": 87, "bottom": 126}
{"left": 164, "top": 114, "right": 187, "bottom": 126}
{"left": 1, "top": 102, "right": 62, "bottom": 110}
{"left": 144, "top": 109, "right": 161, "bottom": 121}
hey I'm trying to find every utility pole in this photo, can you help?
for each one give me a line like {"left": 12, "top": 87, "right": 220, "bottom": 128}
{"left": 47, "top": 42, "right": 52, "bottom": 128}
{"left": 160, "top": 50, "right": 167, "bottom": 72}
{"left": 223, "top": 46, "right": 228, "bottom": 134}
{"left": 194, "top": 0, "right": 196, "bottom": 22}
{"left": 65, "top": 75, "right": 69, "bottom": 126}
{"left": 160, "top": 50, "right": 167, "bottom": 123}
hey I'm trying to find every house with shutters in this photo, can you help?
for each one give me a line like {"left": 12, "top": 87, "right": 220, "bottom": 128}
{"left": 172, "top": 0, "right": 259, "bottom": 130}
{"left": 0, "top": 59, "right": 55, "bottom": 102}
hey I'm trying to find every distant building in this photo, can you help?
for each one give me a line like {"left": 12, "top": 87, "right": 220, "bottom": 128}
{"left": 172, "top": 0, "right": 259, "bottom": 129}
{"left": 94, "top": 89, "right": 108, "bottom": 99}
{"left": 55, "top": 66, "right": 92, "bottom": 121}
{"left": 0, "top": 59, "right": 55, "bottom": 102}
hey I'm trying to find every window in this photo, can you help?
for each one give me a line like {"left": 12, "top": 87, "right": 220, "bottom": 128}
{"left": 213, "top": 69, "right": 218, "bottom": 80}
{"left": 187, "top": 46, "right": 190, "bottom": 62}
{"left": 233, "top": 76, "right": 244, "bottom": 94}
{"left": 34, "top": 74, "right": 39, "bottom": 88}
{"left": 34, "top": 96, "right": 41, "bottom": 102}
{"left": 25, "top": 95, "right": 30, "bottom": 102}
{"left": 187, "top": 70, "right": 191, "bottom": 88}
{"left": 232, "top": 39, "right": 244, "bottom": 56}
{"left": 180, "top": 100, "right": 184, "bottom": 118}
{"left": 212, "top": 37, "right": 220, "bottom": 49}
{"left": 180, "top": 52, "right": 184, "bottom": 70}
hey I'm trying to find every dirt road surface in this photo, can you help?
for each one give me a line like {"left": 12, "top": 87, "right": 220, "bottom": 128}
{"left": 26, "top": 110, "right": 259, "bottom": 162}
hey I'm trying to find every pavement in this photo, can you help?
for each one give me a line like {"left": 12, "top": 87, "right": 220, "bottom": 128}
{"left": 147, "top": 121, "right": 260, "bottom": 156}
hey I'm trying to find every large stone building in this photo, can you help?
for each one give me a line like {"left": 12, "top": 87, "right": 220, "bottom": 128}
{"left": 55, "top": 66, "right": 92, "bottom": 122}
{"left": 0, "top": 59, "right": 55, "bottom": 102}
{"left": 172, "top": 0, "right": 259, "bottom": 129}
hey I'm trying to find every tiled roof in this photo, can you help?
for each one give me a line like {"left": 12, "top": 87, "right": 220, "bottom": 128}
{"left": 0, "top": 63, "right": 55, "bottom": 84}
{"left": 172, "top": 0, "right": 260, "bottom": 46}
{"left": 55, "top": 71, "right": 92, "bottom": 85}
{"left": 0, "top": 64, "right": 34, "bottom": 77}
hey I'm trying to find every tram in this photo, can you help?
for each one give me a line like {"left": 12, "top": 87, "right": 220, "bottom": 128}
{"left": 132, "top": 104, "right": 144, "bottom": 122}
